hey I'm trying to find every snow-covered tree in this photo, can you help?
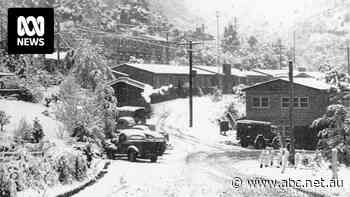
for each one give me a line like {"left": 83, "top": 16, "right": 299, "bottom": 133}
{"left": 71, "top": 40, "right": 114, "bottom": 90}
{"left": 0, "top": 111, "right": 10, "bottom": 132}
{"left": 222, "top": 23, "right": 240, "bottom": 54}
{"left": 312, "top": 104, "right": 350, "bottom": 166}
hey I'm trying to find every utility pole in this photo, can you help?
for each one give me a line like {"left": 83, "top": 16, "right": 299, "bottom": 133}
{"left": 177, "top": 41, "right": 201, "bottom": 128}
{"left": 288, "top": 61, "right": 295, "bottom": 165}
{"left": 339, "top": 41, "right": 350, "bottom": 75}
{"left": 0, "top": 16, "right": 3, "bottom": 42}
{"left": 166, "top": 32, "right": 170, "bottom": 64}
{"left": 278, "top": 39, "right": 283, "bottom": 69}
{"left": 56, "top": 21, "right": 61, "bottom": 69}
{"left": 347, "top": 43, "right": 350, "bottom": 75}
{"left": 293, "top": 31, "right": 296, "bottom": 66}
{"left": 189, "top": 40, "right": 193, "bottom": 128}
{"left": 216, "top": 11, "right": 220, "bottom": 73}
{"left": 234, "top": 16, "right": 238, "bottom": 32}
{"left": 178, "top": 40, "right": 202, "bottom": 127}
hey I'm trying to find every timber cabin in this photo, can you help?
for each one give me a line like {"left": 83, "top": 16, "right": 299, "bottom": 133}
{"left": 242, "top": 77, "right": 332, "bottom": 135}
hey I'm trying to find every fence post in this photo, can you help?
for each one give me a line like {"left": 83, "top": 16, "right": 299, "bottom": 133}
{"left": 332, "top": 148, "right": 338, "bottom": 179}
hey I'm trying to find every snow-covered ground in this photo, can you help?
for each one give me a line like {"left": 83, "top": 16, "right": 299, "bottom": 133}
{"left": 0, "top": 100, "right": 63, "bottom": 141}
{"left": 18, "top": 159, "right": 107, "bottom": 197}
{"left": 4, "top": 95, "right": 346, "bottom": 197}
{"left": 72, "top": 96, "right": 307, "bottom": 197}
{"left": 233, "top": 159, "right": 350, "bottom": 197}
{"left": 150, "top": 95, "right": 244, "bottom": 149}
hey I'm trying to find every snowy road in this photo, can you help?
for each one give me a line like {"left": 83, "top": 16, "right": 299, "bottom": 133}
{"left": 73, "top": 135, "right": 310, "bottom": 197}
{"left": 74, "top": 97, "right": 310, "bottom": 197}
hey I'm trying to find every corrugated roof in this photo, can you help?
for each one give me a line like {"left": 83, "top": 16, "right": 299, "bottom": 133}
{"left": 107, "top": 77, "right": 149, "bottom": 89}
{"left": 118, "top": 63, "right": 216, "bottom": 75}
{"left": 242, "top": 77, "right": 332, "bottom": 91}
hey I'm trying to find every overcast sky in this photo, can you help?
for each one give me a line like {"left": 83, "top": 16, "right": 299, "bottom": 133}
{"left": 183, "top": 0, "right": 331, "bottom": 40}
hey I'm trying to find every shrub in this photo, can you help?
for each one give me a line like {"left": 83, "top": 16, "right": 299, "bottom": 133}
{"left": 74, "top": 155, "right": 87, "bottom": 181}
{"left": 13, "top": 118, "right": 33, "bottom": 143}
{"left": 0, "top": 165, "right": 13, "bottom": 197}
{"left": 210, "top": 87, "right": 223, "bottom": 102}
{"left": 314, "top": 104, "right": 350, "bottom": 166}
{"left": 54, "top": 152, "right": 88, "bottom": 184}
{"left": 18, "top": 87, "right": 38, "bottom": 103}
{"left": 0, "top": 111, "right": 10, "bottom": 132}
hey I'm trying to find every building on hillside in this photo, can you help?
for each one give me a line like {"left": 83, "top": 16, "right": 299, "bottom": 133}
{"left": 112, "top": 63, "right": 221, "bottom": 93}
{"left": 108, "top": 77, "right": 148, "bottom": 107}
{"left": 242, "top": 77, "right": 332, "bottom": 135}
{"left": 194, "top": 64, "right": 246, "bottom": 94}
{"left": 97, "top": 33, "right": 171, "bottom": 64}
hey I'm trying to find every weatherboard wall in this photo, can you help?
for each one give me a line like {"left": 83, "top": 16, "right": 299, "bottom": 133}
{"left": 244, "top": 80, "right": 330, "bottom": 128}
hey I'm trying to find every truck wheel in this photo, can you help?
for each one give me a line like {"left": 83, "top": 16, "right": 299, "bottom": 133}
{"left": 128, "top": 151, "right": 136, "bottom": 162}
{"left": 150, "top": 155, "right": 158, "bottom": 163}
{"left": 241, "top": 139, "right": 249, "bottom": 148}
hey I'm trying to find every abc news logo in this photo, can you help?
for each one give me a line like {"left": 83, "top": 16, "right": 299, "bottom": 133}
{"left": 8, "top": 8, "right": 54, "bottom": 54}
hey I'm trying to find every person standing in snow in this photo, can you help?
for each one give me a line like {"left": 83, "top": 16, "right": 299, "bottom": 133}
{"left": 281, "top": 148, "right": 289, "bottom": 174}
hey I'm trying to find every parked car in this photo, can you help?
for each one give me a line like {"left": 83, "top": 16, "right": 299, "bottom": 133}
{"left": 133, "top": 124, "right": 169, "bottom": 141}
{"left": 116, "top": 116, "right": 136, "bottom": 130}
{"left": 132, "top": 125, "right": 167, "bottom": 154}
{"left": 106, "top": 129, "right": 165, "bottom": 162}
{"left": 0, "top": 77, "right": 36, "bottom": 102}
{"left": 116, "top": 106, "right": 150, "bottom": 124}
{"left": 236, "top": 120, "right": 278, "bottom": 149}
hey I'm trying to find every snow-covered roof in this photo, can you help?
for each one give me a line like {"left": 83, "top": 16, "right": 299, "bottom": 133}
{"left": 282, "top": 77, "right": 332, "bottom": 90}
{"left": 193, "top": 66, "right": 246, "bottom": 77}
{"left": 236, "top": 119, "right": 272, "bottom": 125}
{"left": 120, "top": 129, "right": 146, "bottom": 137}
{"left": 253, "top": 69, "right": 288, "bottom": 77}
{"left": 253, "top": 69, "right": 326, "bottom": 79}
{"left": 118, "top": 63, "right": 216, "bottom": 75}
{"left": 241, "top": 70, "right": 267, "bottom": 77}
{"left": 108, "top": 77, "right": 149, "bottom": 89}
{"left": 112, "top": 70, "right": 129, "bottom": 77}
{"left": 242, "top": 77, "right": 332, "bottom": 91}
{"left": 116, "top": 106, "right": 145, "bottom": 112}
{"left": 302, "top": 71, "right": 326, "bottom": 79}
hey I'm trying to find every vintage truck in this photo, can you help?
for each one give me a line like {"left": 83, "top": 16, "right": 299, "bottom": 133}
{"left": 103, "top": 129, "right": 166, "bottom": 162}
{"left": 236, "top": 119, "right": 317, "bottom": 150}
{"left": 236, "top": 120, "right": 278, "bottom": 149}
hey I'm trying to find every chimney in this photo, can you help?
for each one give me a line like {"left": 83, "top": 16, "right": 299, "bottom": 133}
{"left": 201, "top": 24, "right": 205, "bottom": 33}
{"left": 223, "top": 64, "right": 231, "bottom": 75}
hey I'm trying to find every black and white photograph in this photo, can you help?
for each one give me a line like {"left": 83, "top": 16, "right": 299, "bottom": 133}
{"left": 0, "top": 0, "right": 349, "bottom": 196}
